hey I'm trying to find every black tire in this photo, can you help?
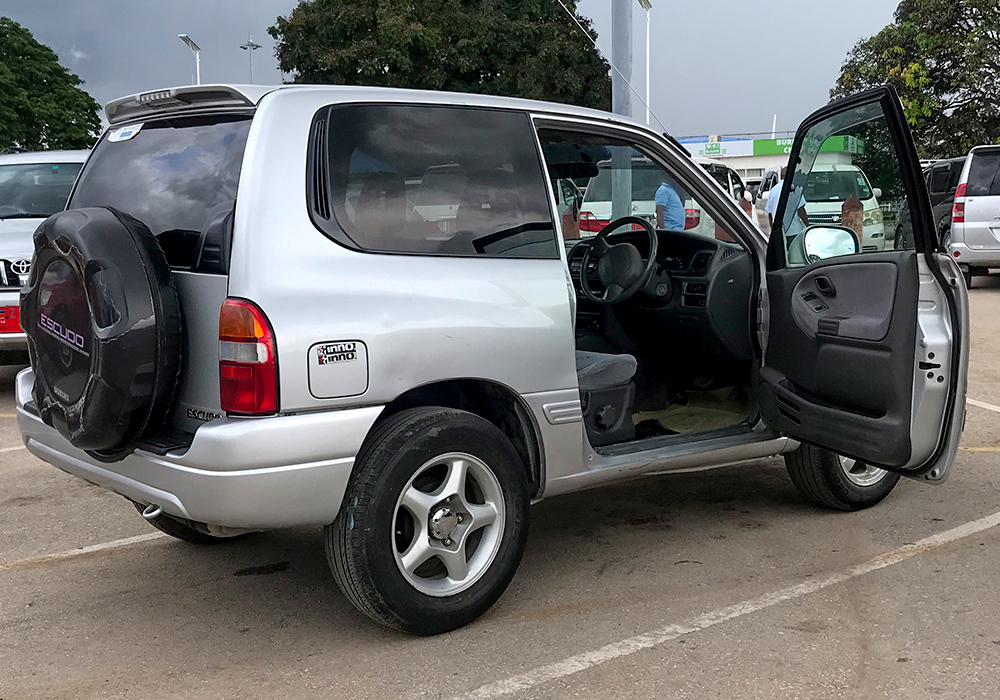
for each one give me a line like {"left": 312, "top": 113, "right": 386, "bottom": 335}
{"left": 785, "top": 444, "right": 901, "bottom": 511}
{"left": 328, "top": 407, "right": 529, "bottom": 635}
{"left": 130, "top": 500, "right": 233, "bottom": 545}
{"left": 21, "top": 207, "right": 182, "bottom": 461}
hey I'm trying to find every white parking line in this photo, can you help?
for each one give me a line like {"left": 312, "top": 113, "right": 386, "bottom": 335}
{"left": 0, "top": 532, "right": 167, "bottom": 572}
{"left": 0, "top": 444, "right": 25, "bottom": 453}
{"left": 968, "top": 397, "right": 1000, "bottom": 415}
{"left": 456, "top": 510, "right": 1000, "bottom": 700}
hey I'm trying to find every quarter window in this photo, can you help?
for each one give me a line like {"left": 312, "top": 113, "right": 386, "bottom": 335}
{"left": 313, "top": 105, "right": 557, "bottom": 258}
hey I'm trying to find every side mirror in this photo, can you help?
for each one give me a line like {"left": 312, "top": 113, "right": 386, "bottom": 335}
{"left": 743, "top": 189, "right": 753, "bottom": 203}
{"left": 872, "top": 187, "right": 883, "bottom": 199}
{"left": 761, "top": 190, "right": 770, "bottom": 201}
{"left": 801, "top": 225, "right": 860, "bottom": 263}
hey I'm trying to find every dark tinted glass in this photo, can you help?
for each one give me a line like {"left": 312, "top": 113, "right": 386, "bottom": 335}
{"left": 967, "top": 150, "right": 1000, "bottom": 196}
{"left": 931, "top": 167, "right": 950, "bottom": 194}
{"left": 325, "top": 105, "right": 556, "bottom": 258}
{"left": 0, "top": 162, "right": 83, "bottom": 218}
{"left": 949, "top": 160, "right": 964, "bottom": 189}
{"left": 70, "top": 114, "right": 251, "bottom": 239}
{"left": 804, "top": 170, "right": 873, "bottom": 202}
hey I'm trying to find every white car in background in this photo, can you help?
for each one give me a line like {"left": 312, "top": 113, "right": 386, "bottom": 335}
{"left": 0, "top": 149, "right": 88, "bottom": 361}
{"left": 579, "top": 155, "right": 751, "bottom": 238}
{"left": 757, "top": 163, "right": 884, "bottom": 249}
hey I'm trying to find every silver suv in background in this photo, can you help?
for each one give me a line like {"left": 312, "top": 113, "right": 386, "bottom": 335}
{"left": 16, "top": 84, "right": 967, "bottom": 635}
{"left": 950, "top": 146, "right": 1000, "bottom": 287}
{"left": 0, "top": 149, "right": 88, "bottom": 362}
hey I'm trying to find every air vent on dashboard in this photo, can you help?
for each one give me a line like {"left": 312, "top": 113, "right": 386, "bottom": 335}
{"left": 690, "top": 251, "right": 713, "bottom": 274}
{"left": 720, "top": 247, "right": 737, "bottom": 261}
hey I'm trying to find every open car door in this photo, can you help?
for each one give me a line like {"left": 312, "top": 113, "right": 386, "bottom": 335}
{"left": 757, "top": 86, "right": 969, "bottom": 482}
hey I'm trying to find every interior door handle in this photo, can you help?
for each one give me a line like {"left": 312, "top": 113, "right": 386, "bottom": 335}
{"left": 814, "top": 276, "right": 837, "bottom": 297}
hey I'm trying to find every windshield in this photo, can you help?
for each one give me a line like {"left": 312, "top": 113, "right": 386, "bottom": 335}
{"left": 70, "top": 114, "right": 252, "bottom": 238}
{"left": 803, "top": 169, "right": 873, "bottom": 202}
{"left": 583, "top": 161, "right": 665, "bottom": 203}
{"left": 0, "top": 162, "right": 83, "bottom": 219}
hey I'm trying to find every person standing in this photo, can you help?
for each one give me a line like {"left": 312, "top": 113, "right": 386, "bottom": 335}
{"left": 655, "top": 177, "right": 685, "bottom": 230}
{"left": 765, "top": 166, "right": 810, "bottom": 236}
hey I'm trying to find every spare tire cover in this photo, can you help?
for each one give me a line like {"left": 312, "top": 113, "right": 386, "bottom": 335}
{"left": 21, "top": 207, "right": 182, "bottom": 461}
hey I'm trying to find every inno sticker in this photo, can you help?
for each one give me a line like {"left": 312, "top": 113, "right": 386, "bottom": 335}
{"left": 316, "top": 341, "right": 357, "bottom": 365}
{"left": 108, "top": 123, "right": 143, "bottom": 142}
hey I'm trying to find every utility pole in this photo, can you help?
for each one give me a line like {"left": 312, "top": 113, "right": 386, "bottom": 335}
{"left": 611, "top": 0, "right": 633, "bottom": 221}
{"left": 639, "top": 0, "right": 651, "bottom": 126}
{"left": 179, "top": 34, "right": 201, "bottom": 85}
{"left": 240, "top": 34, "right": 261, "bottom": 84}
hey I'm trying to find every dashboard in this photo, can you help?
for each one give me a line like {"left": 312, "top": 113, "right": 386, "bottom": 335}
{"left": 566, "top": 230, "right": 755, "bottom": 362}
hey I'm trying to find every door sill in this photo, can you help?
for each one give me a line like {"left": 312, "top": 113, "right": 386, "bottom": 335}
{"left": 593, "top": 415, "right": 769, "bottom": 457}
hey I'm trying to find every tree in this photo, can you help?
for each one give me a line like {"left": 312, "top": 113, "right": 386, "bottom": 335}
{"left": 0, "top": 17, "right": 101, "bottom": 152}
{"left": 268, "top": 0, "right": 611, "bottom": 111}
{"left": 831, "top": 0, "right": 1000, "bottom": 159}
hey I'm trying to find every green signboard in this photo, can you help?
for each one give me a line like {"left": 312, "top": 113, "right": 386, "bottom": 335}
{"left": 752, "top": 135, "right": 864, "bottom": 156}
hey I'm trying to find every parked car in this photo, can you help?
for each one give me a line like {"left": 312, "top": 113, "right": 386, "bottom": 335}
{"left": 0, "top": 149, "right": 87, "bottom": 363}
{"left": 758, "top": 163, "right": 884, "bottom": 249}
{"left": 949, "top": 146, "right": 1000, "bottom": 287}
{"left": 17, "top": 84, "right": 967, "bottom": 635}
{"left": 894, "top": 156, "right": 965, "bottom": 252}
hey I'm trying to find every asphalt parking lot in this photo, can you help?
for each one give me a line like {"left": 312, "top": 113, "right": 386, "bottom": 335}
{"left": 4, "top": 280, "right": 1000, "bottom": 700}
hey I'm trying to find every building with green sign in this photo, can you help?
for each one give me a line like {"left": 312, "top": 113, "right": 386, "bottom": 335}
{"left": 681, "top": 136, "right": 864, "bottom": 183}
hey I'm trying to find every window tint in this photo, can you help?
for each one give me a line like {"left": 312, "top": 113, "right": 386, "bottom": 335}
{"left": 0, "top": 162, "right": 83, "bottom": 219}
{"left": 967, "top": 150, "right": 1000, "bottom": 197}
{"left": 803, "top": 170, "right": 873, "bottom": 202}
{"left": 320, "top": 105, "right": 556, "bottom": 258}
{"left": 930, "top": 167, "right": 950, "bottom": 194}
{"left": 949, "top": 160, "right": 964, "bottom": 190}
{"left": 70, "top": 114, "right": 250, "bottom": 263}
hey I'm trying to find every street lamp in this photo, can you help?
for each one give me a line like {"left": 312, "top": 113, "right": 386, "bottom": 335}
{"left": 178, "top": 34, "right": 201, "bottom": 85}
{"left": 637, "top": 0, "right": 651, "bottom": 126}
{"left": 240, "top": 34, "right": 262, "bottom": 84}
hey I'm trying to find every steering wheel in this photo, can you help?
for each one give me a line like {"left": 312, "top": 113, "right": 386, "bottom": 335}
{"left": 581, "top": 216, "right": 659, "bottom": 305}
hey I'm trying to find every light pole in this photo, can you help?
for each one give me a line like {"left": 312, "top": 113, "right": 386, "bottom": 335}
{"left": 638, "top": 0, "right": 651, "bottom": 126}
{"left": 240, "top": 34, "right": 261, "bottom": 84}
{"left": 178, "top": 34, "right": 201, "bottom": 85}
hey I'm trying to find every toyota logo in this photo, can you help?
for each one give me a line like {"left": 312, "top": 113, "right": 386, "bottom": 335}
{"left": 10, "top": 260, "right": 30, "bottom": 275}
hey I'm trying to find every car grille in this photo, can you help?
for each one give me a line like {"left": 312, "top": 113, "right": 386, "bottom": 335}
{"left": 809, "top": 213, "right": 843, "bottom": 225}
{"left": 0, "top": 259, "right": 31, "bottom": 290}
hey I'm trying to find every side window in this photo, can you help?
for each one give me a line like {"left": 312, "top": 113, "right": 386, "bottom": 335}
{"left": 537, "top": 129, "right": 736, "bottom": 242}
{"left": 313, "top": 105, "right": 557, "bottom": 258}
{"left": 930, "top": 167, "right": 950, "bottom": 194}
{"left": 949, "top": 160, "right": 964, "bottom": 190}
{"left": 776, "top": 101, "right": 915, "bottom": 266}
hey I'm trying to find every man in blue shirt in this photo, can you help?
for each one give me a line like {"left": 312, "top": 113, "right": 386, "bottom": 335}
{"left": 655, "top": 179, "right": 686, "bottom": 230}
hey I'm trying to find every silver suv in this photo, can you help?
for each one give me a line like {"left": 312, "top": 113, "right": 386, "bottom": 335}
{"left": 17, "top": 84, "right": 968, "bottom": 635}
{"left": 0, "top": 149, "right": 88, "bottom": 362}
{"left": 949, "top": 145, "right": 1000, "bottom": 287}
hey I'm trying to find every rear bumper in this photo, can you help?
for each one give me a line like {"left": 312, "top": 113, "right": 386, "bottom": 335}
{"left": 950, "top": 241, "right": 1000, "bottom": 268}
{"left": 15, "top": 368, "right": 383, "bottom": 529}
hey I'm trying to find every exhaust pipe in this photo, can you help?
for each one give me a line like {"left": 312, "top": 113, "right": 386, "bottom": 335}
{"left": 140, "top": 503, "right": 163, "bottom": 520}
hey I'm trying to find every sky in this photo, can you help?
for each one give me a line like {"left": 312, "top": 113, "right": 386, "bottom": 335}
{"left": 0, "top": 0, "right": 901, "bottom": 138}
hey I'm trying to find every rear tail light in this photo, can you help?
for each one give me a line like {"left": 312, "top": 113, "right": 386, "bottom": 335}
{"left": 684, "top": 209, "right": 701, "bottom": 230}
{"left": 219, "top": 298, "right": 278, "bottom": 415}
{"left": 952, "top": 183, "right": 966, "bottom": 224}
{"left": 579, "top": 211, "right": 610, "bottom": 232}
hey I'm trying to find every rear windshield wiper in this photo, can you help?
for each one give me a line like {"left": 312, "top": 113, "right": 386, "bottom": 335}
{"left": 0, "top": 213, "right": 53, "bottom": 220}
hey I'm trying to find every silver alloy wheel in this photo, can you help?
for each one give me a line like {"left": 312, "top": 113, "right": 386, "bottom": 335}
{"left": 838, "top": 455, "right": 889, "bottom": 487}
{"left": 392, "top": 452, "right": 506, "bottom": 597}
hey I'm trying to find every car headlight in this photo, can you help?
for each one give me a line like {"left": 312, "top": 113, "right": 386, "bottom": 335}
{"left": 863, "top": 208, "right": 884, "bottom": 227}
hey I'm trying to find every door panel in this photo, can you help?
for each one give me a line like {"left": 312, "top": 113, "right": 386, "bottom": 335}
{"left": 762, "top": 251, "right": 918, "bottom": 466}
{"left": 759, "top": 86, "right": 966, "bottom": 480}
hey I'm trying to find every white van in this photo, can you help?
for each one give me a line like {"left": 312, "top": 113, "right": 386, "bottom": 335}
{"left": 757, "top": 163, "right": 884, "bottom": 249}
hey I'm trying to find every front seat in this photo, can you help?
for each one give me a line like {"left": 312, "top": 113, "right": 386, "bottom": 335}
{"left": 575, "top": 350, "right": 637, "bottom": 447}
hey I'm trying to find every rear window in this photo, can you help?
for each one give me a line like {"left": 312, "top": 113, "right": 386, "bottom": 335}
{"left": 0, "top": 161, "right": 83, "bottom": 219}
{"left": 803, "top": 170, "right": 873, "bottom": 202}
{"left": 930, "top": 167, "right": 950, "bottom": 194}
{"left": 317, "top": 104, "right": 556, "bottom": 258}
{"left": 967, "top": 150, "right": 1000, "bottom": 197}
{"left": 70, "top": 114, "right": 251, "bottom": 265}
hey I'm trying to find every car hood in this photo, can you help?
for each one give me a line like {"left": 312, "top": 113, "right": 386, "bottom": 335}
{"left": 0, "top": 218, "right": 42, "bottom": 260}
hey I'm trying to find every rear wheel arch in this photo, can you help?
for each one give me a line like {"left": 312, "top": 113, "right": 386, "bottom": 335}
{"left": 374, "top": 378, "right": 544, "bottom": 497}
